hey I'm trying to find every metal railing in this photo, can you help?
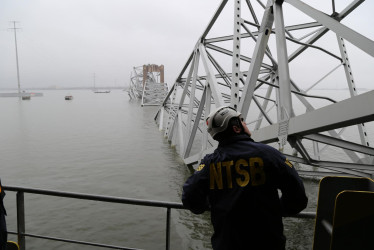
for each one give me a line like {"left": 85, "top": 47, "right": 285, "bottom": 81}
{"left": 3, "top": 185, "right": 316, "bottom": 250}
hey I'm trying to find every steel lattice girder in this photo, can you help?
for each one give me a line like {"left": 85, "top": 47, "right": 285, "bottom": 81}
{"left": 155, "top": 0, "right": 374, "bottom": 177}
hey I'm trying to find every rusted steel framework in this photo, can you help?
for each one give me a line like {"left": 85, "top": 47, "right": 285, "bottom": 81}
{"left": 155, "top": 0, "right": 374, "bottom": 177}
{"left": 143, "top": 64, "right": 165, "bottom": 86}
{"left": 128, "top": 64, "right": 168, "bottom": 106}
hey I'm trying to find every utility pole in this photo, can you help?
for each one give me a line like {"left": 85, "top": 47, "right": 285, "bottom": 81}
{"left": 9, "top": 21, "right": 22, "bottom": 96}
{"left": 93, "top": 73, "right": 96, "bottom": 89}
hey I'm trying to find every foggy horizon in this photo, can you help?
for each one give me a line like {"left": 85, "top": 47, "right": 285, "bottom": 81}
{"left": 1, "top": 0, "right": 373, "bottom": 90}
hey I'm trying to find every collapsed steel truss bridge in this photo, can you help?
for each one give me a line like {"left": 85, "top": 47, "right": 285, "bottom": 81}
{"left": 155, "top": 0, "right": 374, "bottom": 177}
{"left": 128, "top": 64, "right": 168, "bottom": 106}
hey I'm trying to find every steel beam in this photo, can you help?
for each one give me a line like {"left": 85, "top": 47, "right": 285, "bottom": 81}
{"left": 199, "top": 44, "right": 224, "bottom": 108}
{"left": 238, "top": 1, "right": 274, "bottom": 119}
{"left": 304, "top": 134, "right": 374, "bottom": 156}
{"left": 288, "top": 0, "right": 365, "bottom": 63}
{"left": 231, "top": 0, "right": 242, "bottom": 109}
{"left": 252, "top": 91, "right": 374, "bottom": 143}
{"left": 286, "top": 0, "right": 374, "bottom": 57}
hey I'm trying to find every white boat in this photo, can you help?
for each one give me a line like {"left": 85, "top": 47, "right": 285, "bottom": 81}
{"left": 92, "top": 73, "right": 110, "bottom": 93}
{"left": 93, "top": 90, "right": 110, "bottom": 93}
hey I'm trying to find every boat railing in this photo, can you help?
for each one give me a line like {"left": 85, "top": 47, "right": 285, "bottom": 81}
{"left": 3, "top": 185, "right": 316, "bottom": 250}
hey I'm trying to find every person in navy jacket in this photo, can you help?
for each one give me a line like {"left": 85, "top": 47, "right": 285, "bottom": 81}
{"left": 182, "top": 106, "right": 308, "bottom": 250}
{"left": 0, "top": 179, "right": 6, "bottom": 250}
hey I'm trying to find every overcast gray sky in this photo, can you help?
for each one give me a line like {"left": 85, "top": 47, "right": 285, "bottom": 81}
{"left": 0, "top": 0, "right": 220, "bottom": 89}
{"left": 0, "top": 0, "right": 373, "bottom": 90}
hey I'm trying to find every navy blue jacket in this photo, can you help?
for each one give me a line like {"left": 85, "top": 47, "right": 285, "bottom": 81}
{"left": 0, "top": 179, "right": 7, "bottom": 250}
{"left": 0, "top": 180, "right": 5, "bottom": 216}
{"left": 182, "top": 134, "right": 308, "bottom": 250}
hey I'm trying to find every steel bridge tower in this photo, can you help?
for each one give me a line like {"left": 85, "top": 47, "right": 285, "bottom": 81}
{"left": 155, "top": 0, "right": 374, "bottom": 177}
{"left": 128, "top": 64, "right": 168, "bottom": 106}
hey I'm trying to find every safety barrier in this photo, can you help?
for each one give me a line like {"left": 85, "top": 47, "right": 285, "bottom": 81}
{"left": 3, "top": 185, "right": 315, "bottom": 250}
{"left": 313, "top": 176, "right": 374, "bottom": 250}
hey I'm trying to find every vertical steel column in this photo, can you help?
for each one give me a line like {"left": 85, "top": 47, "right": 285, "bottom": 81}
{"left": 255, "top": 74, "right": 275, "bottom": 130}
{"left": 274, "top": 0, "right": 293, "bottom": 151}
{"left": 177, "top": 112, "right": 185, "bottom": 155}
{"left": 184, "top": 87, "right": 207, "bottom": 158}
{"left": 199, "top": 44, "right": 224, "bottom": 108}
{"left": 164, "top": 87, "right": 178, "bottom": 138}
{"left": 337, "top": 36, "right": 370, "bottom": 149}
{"left": 238, "top": 1, "right": 274, "bottom": 119}
{"left": 231, "top": 0, "right": 241, "bottom": 109}
{"left": 158, "top": 108, "right": 164, "bottom": 131}
{"left": 168, "top": 117, "right": 176, "bottom": 144}
{"left": 202, "top": 88, "right": 212, "bottom": 152}
{"left": 274, "top": 0, "right": 293, "bottom": 120}
{"left": 185, "top": 50, "right": 200, "bottom": 144}
{"left": 181, "top": 50, "right": 198, "bottom": 158}
{"left": 141, "top": 78, "right": 147, "bottom": 106}
{"left": 179, "top": 50, "right": 197, "bottom": 110}
{"left": 313, "top": 141, "right": 321, "bottom": 160}
{"left": 16, "top": 191, "right": 25, "bottom": 250}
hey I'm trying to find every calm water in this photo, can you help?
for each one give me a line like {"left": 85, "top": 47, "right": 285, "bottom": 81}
{"left": 1, "top": 89, "right": 369, "bottom": 249}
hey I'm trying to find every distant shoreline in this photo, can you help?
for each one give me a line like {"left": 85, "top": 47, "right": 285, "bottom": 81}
{"left": 0, "top": 87, "right": 128, "bottom": 91}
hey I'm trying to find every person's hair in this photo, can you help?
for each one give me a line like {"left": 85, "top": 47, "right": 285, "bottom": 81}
{"left": 213, "top": 116, "right": 243, "bottom": 141}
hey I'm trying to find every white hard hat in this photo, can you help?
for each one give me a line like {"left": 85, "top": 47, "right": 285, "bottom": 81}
{"left": 206, "top": 106, "right": 241, "bottom": 138}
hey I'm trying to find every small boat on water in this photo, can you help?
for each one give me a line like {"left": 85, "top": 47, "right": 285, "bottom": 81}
{"left": 65, "top": 95, "right": 73, "bottom": 100}
{"left": 92, "top": 73, "right": 110, "bottom": 93}
{"left": 93, "top": 90, "right": 110, "bottom": 93}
